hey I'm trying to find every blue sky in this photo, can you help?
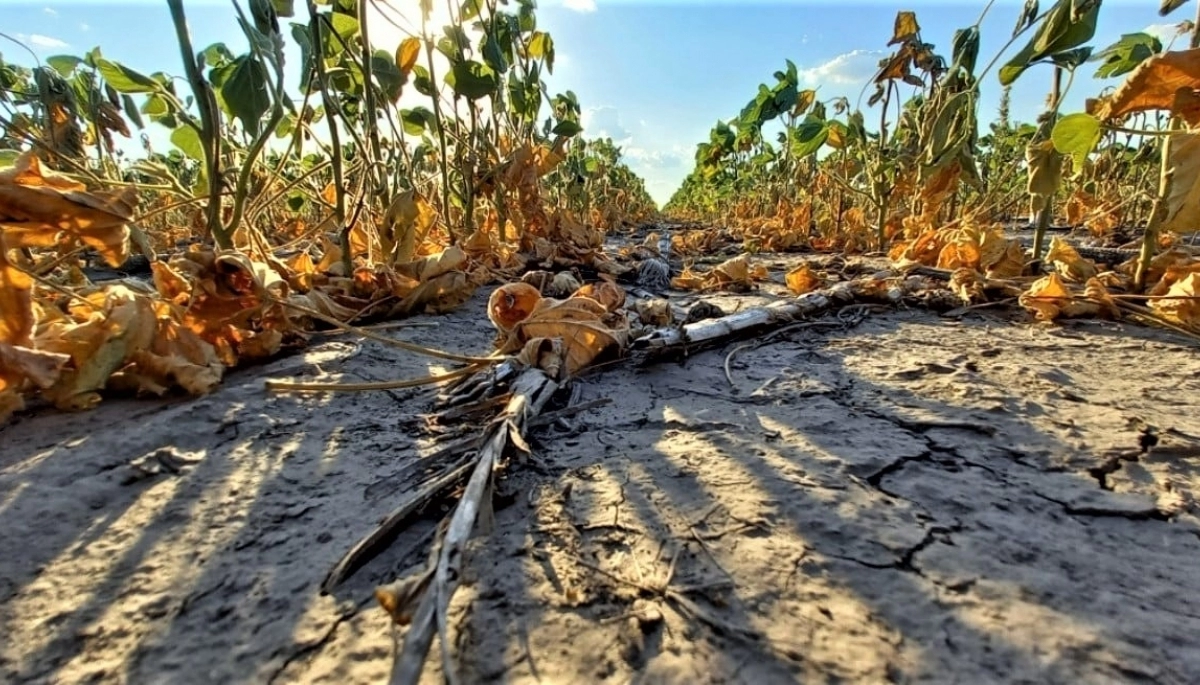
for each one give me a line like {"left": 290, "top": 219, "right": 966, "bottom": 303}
{"left": 0, "top": 0, "right": 1191, "bottom": 204}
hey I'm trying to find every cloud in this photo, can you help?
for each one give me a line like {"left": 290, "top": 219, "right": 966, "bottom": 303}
{"left": 798, "top": 49, "right": 884, "bottom": 86}
{"left": 582, "top": 106, "right": 630, "bottom": 141}
{"left": 563, "top": 0, "right": 597, "bottom": 13}
{"left": 44, "top": 7, "right": 58, "bottom": 16}
{"left": 79, "top": 23, "right": 89, "bottom": 32}
{"left": 1142, "top": 22, "right": 1189, "bottom": 45}
{"left": 15, "top": 33, "right": 69, "bottom": 49}
{"left": 623, "top": 147, "right": 684, "bottom": 169}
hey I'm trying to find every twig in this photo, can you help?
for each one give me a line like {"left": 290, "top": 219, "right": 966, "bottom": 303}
{"left": 390, "top": 367, "right": 559, "bottom": 685}
{"left": 269, "top": 294, "right": 502, "bottom": 364}
{"left": 322, "top": 456, "right": 476, "bottom": 593}
{"left": 265, "top": 363, "right": 484, "bottom": 393}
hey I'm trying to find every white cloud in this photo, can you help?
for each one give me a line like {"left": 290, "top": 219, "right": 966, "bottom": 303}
{"left": 563, "top": 0, "right": 597, "bottom": 13}
{"left": 30, "top": 34, "right": 68, "bottom": 48}
{"left": 798, "top": 49, "right": 884, "bottom": 86}
{"left": 1142, "top": 22, "right": 1189, "bottom": 46}
{"left": 44, "top": 7, "right": 58, "bottom": 16}
{"left": 582, "top": 106, "right": 630, "bottom": 141}
{"left": 17, "top": 33, "right": 69, "bottom": 49}
{"left": 623, "top": 146, "right": 684, "bottom": 169}
{"left": 79, "top": 22, "right": 89, "bottom": 32}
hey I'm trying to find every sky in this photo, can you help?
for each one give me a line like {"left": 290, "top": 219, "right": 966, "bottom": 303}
{"left": 0, "top": 0, "right": 1194, "bottom": 205}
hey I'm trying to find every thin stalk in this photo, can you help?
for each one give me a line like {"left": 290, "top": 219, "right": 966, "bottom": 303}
{"left": 167, "top": 0, "right": 226, "bottom": 247}
{"left": 421, "top": 13, "right": 456, "bottom": 245}
{"left": 1031, "top": 66, "right": 1063, "bottom": 264}
{"left": 1135, "top": 3, "right": 1200, "bottom": 289}
{"left": 307, "top": 0, "right": 350, "bottom": 274}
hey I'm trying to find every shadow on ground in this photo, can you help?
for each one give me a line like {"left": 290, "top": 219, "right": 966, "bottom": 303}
{"left": 3, "top": 289, "right": 1199, "bottom": 685}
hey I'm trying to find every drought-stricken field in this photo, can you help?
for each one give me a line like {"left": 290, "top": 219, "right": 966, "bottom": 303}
{"left": 4, "top": 254, "right": 1199, "bottom": 684}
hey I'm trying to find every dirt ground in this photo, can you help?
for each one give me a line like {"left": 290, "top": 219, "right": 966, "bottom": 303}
{"left": 3, "top": 255, "right": 1200, "bottom": 685}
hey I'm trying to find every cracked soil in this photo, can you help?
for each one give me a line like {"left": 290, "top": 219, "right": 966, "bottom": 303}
{"left": 2, "top": 274, "right": 1200, "bottom": 684}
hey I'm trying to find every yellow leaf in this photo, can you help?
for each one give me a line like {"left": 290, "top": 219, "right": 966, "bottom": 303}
{"left": 1045, "top": 236, "right": 1098, "bottom": 282}
{"left": 1162, "top": 132, "right": 1200, "bottom": 235}
{"left": 785, "top": 263, "right": 823, "bottom": 295}
{"left": 397, "top": 37, "right": 421, "bottom": 77}
{"left": 890, "top": 11, "right": 920, "bottom": 45}
{"left": 1150, "top": 271, "right": 1200, "bottom": 328}
{"left": 510, "top": 297, "right": 627, "bottom": 378}
{"left": 0, "top": 244, "right": 34, "bottom": 346}
{"left": 383, "top": 189, "right": 437, "bottom": 265}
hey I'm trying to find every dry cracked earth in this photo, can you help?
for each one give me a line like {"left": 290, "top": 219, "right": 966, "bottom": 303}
{"left": 2, "top": 264, "right": 1200, "bottom": 685}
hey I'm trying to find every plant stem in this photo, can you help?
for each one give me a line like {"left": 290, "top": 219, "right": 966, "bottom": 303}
{"left": 1031, "top": 65, "right": 1063, "bottom": 264}
{"left": 167, "top": 0, "right": 227, "bottom": 248}
{"left": 307, "top": 0, "right": 350, "bottom": 274}
{"left": 1135, "top": 2, "right": 1200, "bottom": 289}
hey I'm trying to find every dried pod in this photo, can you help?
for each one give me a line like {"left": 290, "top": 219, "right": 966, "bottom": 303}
{"left": 682, "top": 301, "right": 724, "bottom": 325}
{"left": 520, "top": 270, "right": 556, "bottom": 294}
{"left": 487, "top": 282, "right": 542, "bottom": 333}
{"left": 548, "top": 271, "right": 582, "bottom": 298}
{"left": 634, "top": 298, "right": 674, "bottom": 327}
{"left": 572, "top": 280, "right": 626, "bottom": 312}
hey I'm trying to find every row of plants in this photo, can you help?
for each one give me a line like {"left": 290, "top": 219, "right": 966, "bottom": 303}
{"left": 665, "top": 0, "right": 1199, "bottom": 294}
{"left": 0, "top": 0, "right": 657, "bottom": 421}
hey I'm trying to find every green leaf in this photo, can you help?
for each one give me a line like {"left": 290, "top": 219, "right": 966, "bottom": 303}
{"left": 400, "top": 106, "right": 436, "bottom": 135}
{"left": 518, "top": 0, "right": 536, "bottom": 32}
{"left": 291, "top": 22, "right": 314, "bottom": 89}
{"left": 96, "top": 58, "right": 159, "bottom": 93}
{"left": 460, "top": 0, "right": 485, "bottom": 21}
{"left": 45, "top": 55, "right": 81, "bottom": 78}
{"left": 212, "top": 55, "right": 271, "bottom": 136}
{"left": 200, "top": 43, "right": 235, "bottom": 69}
{"left": 1051, "top": 112, "right": 1101, "bottom": 173}
{"left": 1050, "top": 47, "right": 1093, "bottom": 69}
{"left": 121, "top": 94, "right": 144, "bottom": 129}
{"left": 412, "top": 64, "right": 434, "bottom": 96}
{"left": 791, "top": 119, "right": 828, "bottom": 158}
{"left": 371, "top": 49, "right": 403, "bottom": 102}
{"left": 1091, "top": 32, "right": 1162, "bottom": 79}
{"left": 949, "top": 26, "right": 980, "bottom": 77}
{"left": 999, "top": 0, "right": 1100, "bottom": 86}
{"left": 170, "top": 124, "right": 205, "bottom": 161}
{"left": 271, "top": 0, "right": 295, "bottom": 17}
{"left": 445, "top": 59, "right": 498, "bottom": 100}
{"left": 552, "top": 120, "right": 583, "bottom": 137}
{"left": 327, "top": 12, "right": 360, "bottom": 51}
{"left": 481, "top": 29, "right": 509, "bottom": 73}
{"left": 0, "top": 149, "right": 19, "bottom": 167}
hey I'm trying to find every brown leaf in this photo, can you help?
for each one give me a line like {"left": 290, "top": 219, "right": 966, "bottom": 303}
{"left": 1093, "top": 48, "right": 1200, "bottom": 126}
{"left": 1162, "top": 132, "right": 1200, "bottom": 235}
{"left": 510, "top": 297, "right": 625, "bottom": 377}
{"left": 572, "top": 280, "right": 626, "bottom": 312}
{"left": 889, "top": 10, "right": 921, "bottom": 46}
{"left": 1019, "top": 273, "right": 1100, "bottom": 321}
{"left": 0, "top": 151, "right": 138, "bottom": 267}
{"left": 1045, "top": 236, "right": 1098, "bottom": 282}
{"left": 785, "top": 263, "right": 823, "bottom": 295}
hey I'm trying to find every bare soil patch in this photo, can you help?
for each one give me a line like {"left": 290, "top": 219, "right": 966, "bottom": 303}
{"left": 3, "top": 259, "right": 1200, "bottom": 684}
